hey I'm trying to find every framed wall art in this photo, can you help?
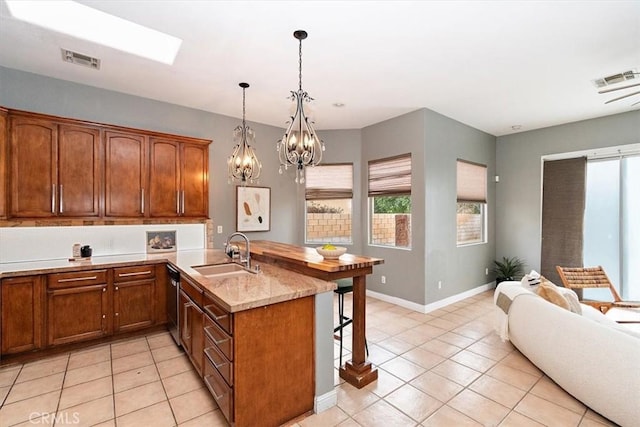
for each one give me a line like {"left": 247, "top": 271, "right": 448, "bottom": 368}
{"left": 146, "top": 230, "right": 177, "bottom": 253}
{"left": 236, "top": 186, "right": 271, "bottom": 232}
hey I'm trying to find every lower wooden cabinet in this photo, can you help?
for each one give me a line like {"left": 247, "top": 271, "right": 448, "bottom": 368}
{"left": 179, "top": 276, "right": 204, "bottom": 376}
{"left": 201, "top": 292, "right": 314, "bottom": 427}
{"left": 1, "top": 275, "right": 44, "bottom": 354}
{"left": 113, "top": 265, "right": 156, "bottom": 333}
{"left": 47, "top": 270, "right": 109, "bottom": 346}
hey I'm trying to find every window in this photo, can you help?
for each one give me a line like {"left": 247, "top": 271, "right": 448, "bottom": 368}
{"left": 305, "top": 163, "right": 353, "bottom": 244}
{"left": 457, "top": 160, "right": 487, "bottom": 245}
{"left": 368, "top": 154, "right": 412, "bottom": 248}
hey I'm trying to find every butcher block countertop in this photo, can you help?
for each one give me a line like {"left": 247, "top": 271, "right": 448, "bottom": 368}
{"left": 0, "top": 248, "right": 337, "bottom": 313}
{"left": 246, "top": 240, "right": 384, "bottom": 279}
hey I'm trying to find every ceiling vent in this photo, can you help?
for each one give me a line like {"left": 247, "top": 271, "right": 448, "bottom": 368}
{"left": 592, "top": 69, "right": 636, "bottom": 88}
{"left": 61, "top": 49, "right": 100, "bottom": 70}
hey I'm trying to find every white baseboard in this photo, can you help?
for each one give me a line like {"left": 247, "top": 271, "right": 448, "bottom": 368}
{"left": 314, "top": 389, "right": 337, "bottom": 413}
{"left": 366, "top": 281, "right": 495, "bottom": 314}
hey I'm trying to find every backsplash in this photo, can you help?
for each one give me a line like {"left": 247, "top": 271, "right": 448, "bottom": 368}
{"left": 0, "top": 224, "right": 205, "bottom": 263}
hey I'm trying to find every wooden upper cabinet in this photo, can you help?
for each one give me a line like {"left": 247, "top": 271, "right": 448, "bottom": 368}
{"left": 105, "top": 131, "right": 147, "bottom": 217}
{"left": 58, "top": 124, "right": 101, "bottom": 217}
{"left": 2, "top": 108, "right": 210, "bottom": 221}
{"left": 149, "top": 138, "right": 181, "bottom": 217}
{"left": 9, "top": 116, "right": 57, "bottom": 217}
{"left": 0, "top": 108, "right": 7, "bottom": 218}
{"left": 149, "top": 138, "right": 209, "bottom": 218}
{"left": 182, "top": 142, "right": 209, "bottom": 218}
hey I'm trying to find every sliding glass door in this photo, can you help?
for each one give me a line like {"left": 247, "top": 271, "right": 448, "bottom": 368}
{"left": 584, "top": 155, "right": 640, "bottom": 300}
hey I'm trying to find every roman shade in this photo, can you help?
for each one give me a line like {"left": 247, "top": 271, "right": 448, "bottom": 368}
{"left": 457, "top": 160, "right": 487, "bottom": 203}
{"left": 305, "top": 163, "right": 353, "bottom": 200}
{"left": 368, "top": 154, "right": 412, "bottom": 196}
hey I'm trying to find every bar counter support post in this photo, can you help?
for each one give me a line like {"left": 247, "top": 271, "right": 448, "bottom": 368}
{"left": 338, "top": 274, "right": 378, "bottom": 388}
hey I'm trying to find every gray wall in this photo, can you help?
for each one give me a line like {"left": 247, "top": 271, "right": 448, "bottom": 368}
{"left": 0, "top": 66, "right": 299, "bottom": 247}
{"left": 495, "top": 110, "right": 640, "bottom": 272}
{"left": 361, "top": 109, "right": 496, "bottom": 305}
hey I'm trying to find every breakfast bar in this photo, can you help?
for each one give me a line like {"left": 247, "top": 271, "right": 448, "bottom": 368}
{"left": 245, "top": 240, "right": 384, "bottom": 388}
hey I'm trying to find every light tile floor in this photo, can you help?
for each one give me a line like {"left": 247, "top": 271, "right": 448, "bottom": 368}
{"left": 0, "top": 291, "right": 620, "bottom": 426}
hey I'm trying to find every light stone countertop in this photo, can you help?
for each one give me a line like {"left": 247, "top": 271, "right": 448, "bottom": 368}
{"left": 0, "top": 249, "right": 336, "bottom": 313}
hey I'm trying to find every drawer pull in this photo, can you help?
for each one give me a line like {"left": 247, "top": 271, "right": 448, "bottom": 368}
{"left": 205, "top": 326, "right": 229, "bottom": 345}
{"left": 204, "top": 305, "right": 228, "bottom": 322}
{"left": 58, "top": 276, "right": 98, "bottom": 283}
{"left": 118, "top": 270, "right": 152, "bottom": 277}
{"left": 205, "top": 348, "right": 228, "bottom": 370}
{"left": 205, "top": 376, "right": 225, "bottom": 401}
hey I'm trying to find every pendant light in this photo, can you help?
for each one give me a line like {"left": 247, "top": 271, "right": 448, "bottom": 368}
{"left": 228, "top": 82, "right": 261, "bottom": 185}
{"left": 277, "top": 30, "right": 325, "bottom": 184}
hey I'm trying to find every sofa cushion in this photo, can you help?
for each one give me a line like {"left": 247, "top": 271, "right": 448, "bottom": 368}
{"left": 537, "top": 280, "right": 570, "bottom": 310}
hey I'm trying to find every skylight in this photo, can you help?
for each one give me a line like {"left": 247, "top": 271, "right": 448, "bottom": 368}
{"left": 6, "top": 0, "right": 182, "bottom": 65}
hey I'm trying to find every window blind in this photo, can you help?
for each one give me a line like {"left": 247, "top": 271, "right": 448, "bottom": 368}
{"left": 305, "top": 163, "right": 353, "bottom": 200}
{"left": 457, "top": 160, "right": 487, "bottom": 203}
{"left": 368, "top": 154, "right": 412, "bottom": 196}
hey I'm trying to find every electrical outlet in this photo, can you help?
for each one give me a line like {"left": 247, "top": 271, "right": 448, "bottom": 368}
{"left": 217, "top": 226, "right": 223, "bottom": 234}
{"left": 381, "top": 275, "right": 386, "bottom": 284}
{"left": 438, "top": 281, "right": 442, "bottom": 289}
{"left": 485, "top": 267, "right": 489, "bottom": 275}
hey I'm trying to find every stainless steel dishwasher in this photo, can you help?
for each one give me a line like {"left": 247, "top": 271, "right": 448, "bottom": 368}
{"left": 167, "top": 264, "right": 181, "bottom": 346}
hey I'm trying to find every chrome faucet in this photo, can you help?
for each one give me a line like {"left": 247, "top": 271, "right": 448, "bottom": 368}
{"left": 224, "top": 232, "right": 251, "bottom": 269}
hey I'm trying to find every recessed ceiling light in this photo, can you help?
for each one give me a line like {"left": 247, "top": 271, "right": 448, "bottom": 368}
{"left": 511, "top": 125, "right": 522, "bottom": 131}
{"left": 332, "top": 102, "right": 345, "bottom": 108}
{"left": 6, "top": 0, "right": 182, "bottom": 65}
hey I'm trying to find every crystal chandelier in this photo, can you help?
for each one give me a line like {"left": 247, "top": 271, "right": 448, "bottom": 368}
{"left": 228, "top": 82, "right": 261, "bottom": 185}
{"left": 277, "top": 30, "right": 325, "bottom": 184}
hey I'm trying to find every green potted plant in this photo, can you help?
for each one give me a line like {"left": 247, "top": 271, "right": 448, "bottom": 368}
{"left": 493, "top": 256, "right": 525, "bottom": 284}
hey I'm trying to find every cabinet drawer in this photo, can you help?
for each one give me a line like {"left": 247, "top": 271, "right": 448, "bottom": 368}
{"left": 204, "top": 314, "right": 233, "bottom": 361}
{"left": 204, "top": 334, "right": 233, "bottom": 386}
{"left": 203, "top": 292, "right": 232, "bottom": 335}
{"left": 114, "top": 265, "right": 155, "bottom": 282}
{"left": 48, "top": 270, "right": 107, "bottom": 289}
{"left": 180, "top": 276, "right": 203, "bottom": 307}
{"left": 204, "top": 357, "right": 233, "bottom": 424}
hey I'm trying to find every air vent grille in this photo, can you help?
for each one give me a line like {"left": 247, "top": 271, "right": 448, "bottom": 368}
{"left": 61, "top": 49, "right": 100, "bottom": 70}
{"left": 592, "top": 69, "right": 636, "bottom": 88}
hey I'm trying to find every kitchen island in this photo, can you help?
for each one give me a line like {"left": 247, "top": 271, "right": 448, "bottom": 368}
{"left": 0, "top": 249, "right": 337, "bottom": 426}
{"left": 244, "top": 240, "right": 384, "bottom": 388}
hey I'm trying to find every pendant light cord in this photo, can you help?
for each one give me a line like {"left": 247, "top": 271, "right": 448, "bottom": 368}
{"left": 298, "top": 37, "right": 303, "bottom": 92}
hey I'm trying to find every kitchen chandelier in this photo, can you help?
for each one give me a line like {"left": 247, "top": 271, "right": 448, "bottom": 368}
{"left": 277, "top": 30, "right": 325, "bottom": 184}
{"left": 228, "top": 82, "right": 261, "bottom": 185}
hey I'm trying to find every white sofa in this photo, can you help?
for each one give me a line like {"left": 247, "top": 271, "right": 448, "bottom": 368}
{"left": 494, "top": 282, "right": 640, "bottom": 427}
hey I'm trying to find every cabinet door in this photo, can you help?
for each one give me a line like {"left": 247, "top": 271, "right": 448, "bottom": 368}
{"left": 149, "top": 138, "right": 180, "bottom": 217}
{"left": 179, "top": 289, "right": 204, "bottom": 376}
{"left": 47, "top": 284, "right": 108, "bottom": 346}
{"left": 104, "top": 131, "right": 147, "bottom": 217}
{"left": 179, "top": 290, "right": 192, "bottom": 354}
{"left": 9, "top": 116, "right": 57, "bottom": 217}
{"left": 1, "top": 276, "right": 44, "bottom": 355}
{"left": 181, "top": 143, "right": 209, "bottom": 218}
{"left": 114, "top": 279, "right": 155, "bottom": 333}
{"left": 58, "top": 124, "right": 101, "bottom": 217}
{"left": 0, "top": 108, "right": 7, "bottom": 218}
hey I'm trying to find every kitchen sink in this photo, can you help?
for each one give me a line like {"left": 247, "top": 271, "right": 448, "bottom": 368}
{"left": 192, "top": 263, "right": 255, "bottom": 278}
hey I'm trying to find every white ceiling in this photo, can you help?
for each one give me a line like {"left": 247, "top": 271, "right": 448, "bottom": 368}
{"left": 1, "top": 1, "right": 639, "bottom": 137}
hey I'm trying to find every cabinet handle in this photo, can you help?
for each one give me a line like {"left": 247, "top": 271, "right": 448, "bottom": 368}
{"left": 204, "top": 305, "right": 228, "bottom": 322}
{"left": 204, "top": 326, "right": 229, "bottom": 345}
{"left": 118, "top": 271, "right": 152, "bottom": 278}
{"left": 205, "top": 376, "right": 225, "bottom": 401}
{"left": 141, "top": 188, "right": 145, "bottom": 214}
{"left": 59, "top": 185, "right": 64, "bottom": 213}
{"left": 58, "top": 275, "right": 98, "bottom": 283}
{"left": 183, "top": 302, "right": 191, "bottom": 339}
{"left": 102, "top": 314, "right": 106, "bottom": 319}
{"left": 103, "top": 287, "right": 106, "bottom": 292}
{"left": 177, "top": 190, "right": 180, "bottom": 214}
{"left": 181, "top": 190, "right": 185, "bottom": 214}
{"left": 204, "top": 348, "right": 228, "bottom": 370}
{"left": 51, "top": 184, "right": 56, "bottom": 213}
{"left": 115, "top": 312, "right": 119, "bottom": 316}
{"left": 115, "top": 286, "right": 119, "bottom": 291}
